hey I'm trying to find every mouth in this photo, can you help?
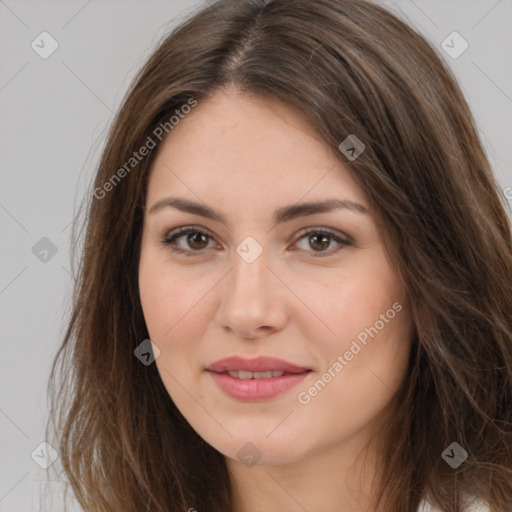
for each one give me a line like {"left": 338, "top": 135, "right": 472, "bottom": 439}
{"left": 220, "top": 369, "right": 295, "bottom": 379}
{"left": 206, "top": 355, "right": 311, "bottom": 374}
{"left": 206, "top": 356, "right": 312, "bottom": 401}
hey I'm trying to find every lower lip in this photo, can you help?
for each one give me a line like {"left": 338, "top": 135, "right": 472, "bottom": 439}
{"left": 207, "top": 371, "right": 310, "bottom": 401}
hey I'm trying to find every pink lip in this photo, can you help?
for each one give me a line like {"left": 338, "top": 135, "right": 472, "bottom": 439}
{"left": 206, "top": 356, "right": 311, "bottom": 401}
{"left": 207, "top": 356, "right": 310, "bottom": 373}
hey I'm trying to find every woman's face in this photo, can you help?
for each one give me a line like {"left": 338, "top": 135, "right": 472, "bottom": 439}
{"left": 138, "top": 87, "right": 413, "bottom": 467}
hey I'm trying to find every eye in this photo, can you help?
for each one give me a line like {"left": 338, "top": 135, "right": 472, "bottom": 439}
{"left": 161, "top": 227, "right": 218, "bottom": 256}
{"left": 161, "top": 226, "right": 352, "bottom": 258}
{"left": 292, "top": 228, "right": 352, "bottom": 257}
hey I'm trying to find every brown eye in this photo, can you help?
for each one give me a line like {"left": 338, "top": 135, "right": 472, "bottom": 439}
{"left": 186, "top": 231, "right": 210, "bottom": 250}
{"left": 161, "top": 226, "right": 351, "bottom": 258}
{"left": 162, "top": 227, "right": 217, "bottom": 256}
{"left": 293, "top": 229, "right": 352, "bottom": 257}
{"left": 308, "top": 233, "right": 331, "bottom": 251}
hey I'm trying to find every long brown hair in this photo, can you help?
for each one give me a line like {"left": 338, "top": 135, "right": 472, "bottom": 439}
{"left": 47, "top": 0, "right": 512, "bottom": 510}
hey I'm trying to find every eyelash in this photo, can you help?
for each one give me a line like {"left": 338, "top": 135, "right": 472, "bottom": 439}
{"left": 161, "top": 226, "right": 352, "bottom": 258}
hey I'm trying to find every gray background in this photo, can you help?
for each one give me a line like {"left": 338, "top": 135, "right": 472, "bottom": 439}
{"left": 0, "top": 0, "right": 511, "bottom": 510}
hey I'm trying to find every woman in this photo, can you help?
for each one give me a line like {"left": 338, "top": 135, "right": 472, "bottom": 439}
{"left": 47, "top": 0, "right": 512, "bottom": 510}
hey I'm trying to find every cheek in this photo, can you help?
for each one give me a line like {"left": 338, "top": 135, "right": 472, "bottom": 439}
{"left": 139, "top": 265, "right": 177, "bottom": 340}
{"left": 138, "top": 262, "right": 205, "bottom": 395}
{"left": 292, "top": 265, "right": 411, "bottom": 443}
{"left": 138, "top": 254, "right": 224, "bottom": 400}
{"left": 138, "top": 255, "right": 208, "bottom": 342}
{"left": 297, "top": 256, "right": 407, "bottom": 359}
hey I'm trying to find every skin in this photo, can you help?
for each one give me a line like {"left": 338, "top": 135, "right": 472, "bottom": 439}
{"left": 138, "top": 85, "right": 414, "bottom": 512}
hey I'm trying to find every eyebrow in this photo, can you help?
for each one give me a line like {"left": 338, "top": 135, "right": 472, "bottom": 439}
{"left": 148, "top": 197, "right": 368, "bottom": 224}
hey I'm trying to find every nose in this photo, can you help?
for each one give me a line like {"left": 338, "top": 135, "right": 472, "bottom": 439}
{"left": 214, "top": 249, "right": 289, "bottom": 340}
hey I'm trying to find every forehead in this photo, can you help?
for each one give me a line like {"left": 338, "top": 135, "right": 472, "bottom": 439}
{"left": 146, "top": 89, "right": 367, "bottom": 211}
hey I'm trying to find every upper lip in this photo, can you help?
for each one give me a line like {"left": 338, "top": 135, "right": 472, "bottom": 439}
{"left": 207, "top": 356, "right": 311, "bottom": 374}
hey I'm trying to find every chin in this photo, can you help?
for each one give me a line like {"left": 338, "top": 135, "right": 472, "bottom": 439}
{"left": 196, "top": 424, "right": 310, "bottom": 468}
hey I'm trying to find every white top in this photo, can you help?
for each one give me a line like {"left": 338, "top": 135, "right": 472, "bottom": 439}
{"left": 418, "top": 497, "right": 490, "bottom": 511}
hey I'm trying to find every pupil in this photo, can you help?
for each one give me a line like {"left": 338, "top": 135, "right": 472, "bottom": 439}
{"left": 188, "top": 232, "right": 208, "bottom": 249}
{"left": 310, "top": 234, "right": 329, "bottom": 251}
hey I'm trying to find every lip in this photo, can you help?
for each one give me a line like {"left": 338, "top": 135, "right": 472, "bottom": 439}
{"left": 207, "top": 356, "right": 310, "bottom": 374}
{"left": 206, "top": 356, "right": 312, "bottom": 401}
